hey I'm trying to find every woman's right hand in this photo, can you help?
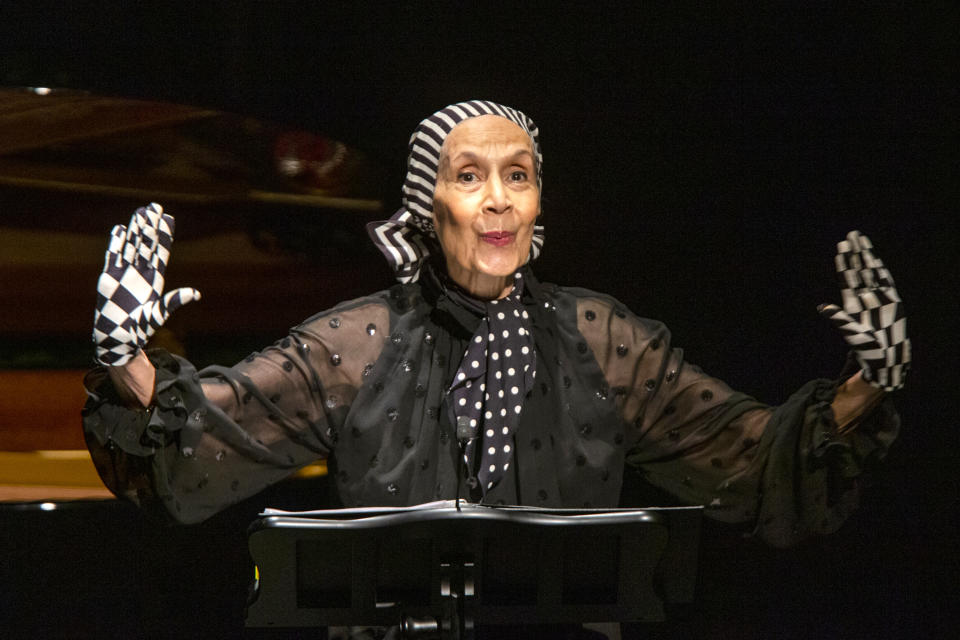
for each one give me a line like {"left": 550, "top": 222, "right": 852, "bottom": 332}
{"left": 92, "top": 203, "right": 200, "bottom": 367}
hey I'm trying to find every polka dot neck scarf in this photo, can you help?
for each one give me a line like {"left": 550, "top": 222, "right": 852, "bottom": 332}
{"left": 367, "top": 100, "right": 545, "bottom": 284}
{"left": 446, "top": 271, "right": 536, "bottom": 495}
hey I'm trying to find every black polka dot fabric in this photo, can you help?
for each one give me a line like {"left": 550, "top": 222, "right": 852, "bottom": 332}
{"left": 447, "top": 272, "right": 536, "bottom": 493}
{"left": 83, "top": 274, "right": 900, "bottom": 544}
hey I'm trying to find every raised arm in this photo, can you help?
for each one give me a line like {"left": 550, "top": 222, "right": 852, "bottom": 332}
{"left": 92, "top": 203, "right": 200, "bottom": 405}
{"left": 83, "top": 205, "right": 382, "bottom": 524}
{"left": 820, "top": 231, "right": 910, "bottom": 428}
{"left": 576, "top": 231, "right": 904, "bottom": 546}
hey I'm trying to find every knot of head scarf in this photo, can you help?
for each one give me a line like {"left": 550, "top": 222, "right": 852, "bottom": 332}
{"left": 445, "top": 271, "right": 536, "bottom": 495}
{"left": 367, "top": 100, "right": 545, "bottom": 283}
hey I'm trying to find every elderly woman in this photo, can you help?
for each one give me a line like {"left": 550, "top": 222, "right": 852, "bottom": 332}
{"left": 84, "top": 100, "right": 905, "bottom": 547}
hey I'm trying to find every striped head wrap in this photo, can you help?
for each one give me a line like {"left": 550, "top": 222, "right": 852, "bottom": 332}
{"left": 367, "top": 100, "right": 545, "bottom": 283}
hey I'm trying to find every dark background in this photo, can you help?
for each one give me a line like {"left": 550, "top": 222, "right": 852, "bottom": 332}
{"left": 0, "top": 2, "right": 956, "bottom": 638}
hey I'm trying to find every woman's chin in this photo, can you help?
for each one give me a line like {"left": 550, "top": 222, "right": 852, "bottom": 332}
{"left": 476, "top": 260, "right": 521, "bottom": 280}
{"left": 475, "top": 247, "right": 528, "bottom": 277}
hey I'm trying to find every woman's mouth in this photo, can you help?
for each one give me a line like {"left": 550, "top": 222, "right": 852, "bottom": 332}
{"left": 480, "top": 231, "right": 515, "bottom": 247}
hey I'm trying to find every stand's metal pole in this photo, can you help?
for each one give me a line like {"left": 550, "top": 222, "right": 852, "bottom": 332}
{"left": 425, "top": 557, "right": 474, "bottom": 640}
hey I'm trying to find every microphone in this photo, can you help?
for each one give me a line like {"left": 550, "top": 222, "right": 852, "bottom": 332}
{"left": 455, "top": 416, "right": 479, "bottom": 511}
{"left": 456, "top": 415, "right": 477, "bottom": 445}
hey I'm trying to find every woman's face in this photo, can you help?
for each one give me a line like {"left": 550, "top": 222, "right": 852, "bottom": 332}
{"left": 433, "top": 115, "right": 540, "bottom": 299}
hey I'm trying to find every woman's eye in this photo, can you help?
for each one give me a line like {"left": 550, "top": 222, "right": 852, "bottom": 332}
{"left": 509, "top": 170, "right": 527, "bottom": 182}
{"left": 457, "top": 172, "right": 477, "bottom": 183}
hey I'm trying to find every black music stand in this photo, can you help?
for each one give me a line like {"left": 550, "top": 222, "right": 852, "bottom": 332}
{"left": 245, "top": 501, "right": 702, "bottom": 639}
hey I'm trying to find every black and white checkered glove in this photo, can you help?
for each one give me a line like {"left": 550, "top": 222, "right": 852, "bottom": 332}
{"left": 818, "top": 230, "right": 910, "bottom": 391}
{"left": 92, "top": 203, "right": 200, "bottom": 366}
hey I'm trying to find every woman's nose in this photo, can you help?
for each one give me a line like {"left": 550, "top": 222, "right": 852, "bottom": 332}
{"left": 482, "top": 174, "right": 511, "bottom": 214}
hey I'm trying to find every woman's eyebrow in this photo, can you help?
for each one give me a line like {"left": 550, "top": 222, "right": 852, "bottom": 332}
{"left": 449, "top": 151, "right": 481, "bottom": 165}
{"left": 509, "top": 149, "right": 534, "bottom": 162}
{"left": 448, "top": 148, "right": 534, "bottom": 165}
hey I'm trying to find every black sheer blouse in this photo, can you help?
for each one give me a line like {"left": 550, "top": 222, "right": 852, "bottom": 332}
{"left": 82, "top": 267, "right": 898, "bottom": 547}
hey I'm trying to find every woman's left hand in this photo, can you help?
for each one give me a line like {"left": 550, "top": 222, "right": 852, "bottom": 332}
{"left": 818, "top": 230, "right": 910, "bottom": 391}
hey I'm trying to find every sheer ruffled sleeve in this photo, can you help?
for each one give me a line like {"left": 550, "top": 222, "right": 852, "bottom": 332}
{"left": 82, "top": 299, "right": 389, "bottom": 524}
{"left": 575, "top": 295, "right": 899, "bottom": 547}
